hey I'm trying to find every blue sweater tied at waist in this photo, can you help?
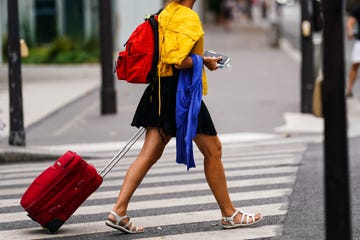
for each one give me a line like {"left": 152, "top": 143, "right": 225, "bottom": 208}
{"left": 176, "top": 54, "right": 203, "bottom": 170}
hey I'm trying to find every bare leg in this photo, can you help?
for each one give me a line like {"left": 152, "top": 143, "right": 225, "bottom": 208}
{"left": 347, "top": 63, "right": 360, "bottom": 96}
{"left": 107, "top": 127, "right": 171, "bottom": 231}
{"left": 194, "top": 134, "right": 262, "bottom": 225}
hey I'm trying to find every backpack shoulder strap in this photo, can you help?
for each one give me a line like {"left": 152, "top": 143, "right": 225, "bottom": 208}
{"left": 147, "top": 9, "right": 162, "bottom": 80}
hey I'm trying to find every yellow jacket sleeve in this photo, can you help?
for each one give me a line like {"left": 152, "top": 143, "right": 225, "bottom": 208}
{"left": 158, "top": 2, "right": 208, "bottom": 95}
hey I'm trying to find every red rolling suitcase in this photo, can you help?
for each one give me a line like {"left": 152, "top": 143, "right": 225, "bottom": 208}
{"left": 20, "top": 128, "right": 145, "bottom": 233}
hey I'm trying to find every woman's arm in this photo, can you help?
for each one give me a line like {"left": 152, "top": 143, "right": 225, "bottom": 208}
{"left": 174, "top": 56, "right": 193, "bottom": 69}
{"left": 174, "top": 55, "right": 222, "bottom": 71}
{"left": 347, "top": 16, "right": 357, "bottom": 39}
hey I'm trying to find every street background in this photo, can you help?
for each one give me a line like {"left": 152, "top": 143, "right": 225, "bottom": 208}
{"left": 0, "top": 2, "right": 359, "bottom": 240}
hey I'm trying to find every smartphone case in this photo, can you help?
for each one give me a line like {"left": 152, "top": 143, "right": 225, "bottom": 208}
{"left": 204, "top": 50, "right": 231, "bottom": 67}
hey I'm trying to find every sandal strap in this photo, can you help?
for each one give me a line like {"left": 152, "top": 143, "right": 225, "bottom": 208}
{"left": 222, "top": 210, "right": 240, "bottom": 225}
{"left": 129, "top": 223, "right": 139, "bottom": 232}
{"left": 109, "top": 211, "right": 128, "bottom": 225}
{"left": 240, "top": 211, "right": 246, "bottom": 224}
{"left": 222, "top": 210, "right": 257, "bottom": 225}
{"left": 125, "top": 220, "right": 134, "bottom": 230}
{"left": 239, "top": 210, "right": 255, "bottom": 224}
{"left": 109, "top": 211, "right": 139, "bottom": 232}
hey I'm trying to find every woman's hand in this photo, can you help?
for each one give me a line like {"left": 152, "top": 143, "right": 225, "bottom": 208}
{"left": 203, "top": 56, "right": 222, "bottom": 71}
{"left": 174, "top": 55, "right": 222, "bottom": 71}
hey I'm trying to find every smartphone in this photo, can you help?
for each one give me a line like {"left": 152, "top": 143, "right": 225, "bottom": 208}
{"left": 204, "top": 50, "right": 231, "bottom": 67}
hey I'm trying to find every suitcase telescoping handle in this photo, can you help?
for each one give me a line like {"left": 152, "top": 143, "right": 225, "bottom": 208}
{"left": 98, "top": 127, "right": 146, "bottom": 178}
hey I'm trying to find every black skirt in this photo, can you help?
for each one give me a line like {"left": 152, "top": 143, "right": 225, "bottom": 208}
{"left": 131, "top": 74, "right": 217, "bottom": 137}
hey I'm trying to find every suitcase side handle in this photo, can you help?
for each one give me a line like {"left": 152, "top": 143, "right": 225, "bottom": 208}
{"left": 99, "top": 127, "right": 146, "bottom": 178}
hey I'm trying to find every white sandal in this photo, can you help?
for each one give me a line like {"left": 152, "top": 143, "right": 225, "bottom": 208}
{"left": 222, "top": 210, "right": 263, "bottom": 229}
{"left": 105, "top": 211, "right": 144, "bottom": 234}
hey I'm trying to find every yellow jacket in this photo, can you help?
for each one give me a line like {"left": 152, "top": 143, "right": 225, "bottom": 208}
{"left": 158, "top": 2, "right": 208, "bottom": 95}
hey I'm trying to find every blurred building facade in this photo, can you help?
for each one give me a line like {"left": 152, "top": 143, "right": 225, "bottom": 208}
{"left": 0, "top": 0, "right": 100, "bottom": 45}
{"left": 0, "top": 0, "right": 205, "bottom": 64}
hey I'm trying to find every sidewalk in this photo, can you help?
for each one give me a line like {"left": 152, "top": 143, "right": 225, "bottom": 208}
{"left": 1, "top": 9, "right": 360, "bottom": 162}
{"left": 0, "top": 64, "right": 101, "bottom": 137}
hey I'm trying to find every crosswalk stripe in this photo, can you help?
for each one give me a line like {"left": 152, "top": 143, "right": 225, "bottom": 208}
{"left": 99, "top": 176, "right": 294, "bottom": 199}
{"left": 0, "top": 145, "right": 304, "bottom": 174}
{"left": 0, "top": 143, "right": 306, "bottom": 173}
{"left": 0, "top": 176, "right": 295, "bottom": 208}
{"left": 115, "top": 166, "right": 298, "bottom": 185}
{"left": 0, "top": 163, "right": 298, "bottom": 187}
{"left": 0, "top": 203, "right": 287, "bottom": 239}
{"left": 139, "top": 225, "right": 283, "bottom": 240}
{"left": 0, "top": 188, "right": 291, "bottom": 223}
{"left": 0, "top": 166, "right": 297, "bottom": 199}
{"left": 0, "top": 154, "right": 296, "bottom": 179}
{"left": 0, "top": 188, "right": 24, "bottom": 197}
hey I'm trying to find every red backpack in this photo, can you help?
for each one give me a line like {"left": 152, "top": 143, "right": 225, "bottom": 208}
{"left": 115, "top": 12, "right": 160, "bottom": 84}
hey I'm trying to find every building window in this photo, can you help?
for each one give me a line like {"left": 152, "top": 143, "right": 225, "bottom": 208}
{"left": 35, "top": 0, "right": 57, "bottom": 43}
{"left": 64, "top": 0, "right": 84, "bottom": 39}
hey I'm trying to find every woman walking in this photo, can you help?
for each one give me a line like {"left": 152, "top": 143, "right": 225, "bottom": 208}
{"left": 105, "top": 0, "right": 263, "bottom": 234}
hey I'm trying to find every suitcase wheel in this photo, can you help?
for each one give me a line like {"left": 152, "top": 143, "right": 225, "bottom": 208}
{"left": 44, "top": 219, "right": 64, "bottom": 233}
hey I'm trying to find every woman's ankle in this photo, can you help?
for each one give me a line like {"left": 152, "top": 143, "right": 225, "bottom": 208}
{"left": 112, "top": 207, "right": 127, "bottom": 217}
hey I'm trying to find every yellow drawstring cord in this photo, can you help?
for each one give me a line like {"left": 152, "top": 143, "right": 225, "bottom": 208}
{"left": 158, "top": 75, "right": 161, "bottom": 116}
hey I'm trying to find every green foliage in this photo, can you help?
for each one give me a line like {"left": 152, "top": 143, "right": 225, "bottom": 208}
{"left": 21, "top": 35, "right": 100, "bottom": 64}
{"left": 48, "top": 36, "right": 74, "bottom": 60}
{"left": 52, "top": 50, "right": 98, "bottom": 64}
{"left": 23, "top": 47, "right": 50, "bottom": 63}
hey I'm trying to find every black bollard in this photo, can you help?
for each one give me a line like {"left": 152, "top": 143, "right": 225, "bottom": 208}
{"left": 99, "top": 0, "right": 117, "bottom": 115}
{"left": 322, "top": 0, "right": 352, "bottom": 239}
{"left": 300, "top": 0, "right": 315, "bottom": 113}
{"left": 7, "top": 0, "right": 26, "bottom": 146}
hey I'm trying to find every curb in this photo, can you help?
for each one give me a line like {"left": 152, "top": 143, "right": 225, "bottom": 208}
{"left": 0, "top": 147, "right": 104, "bottom": 163}
{"left": 0, "top": 148, "right": 62, "bottom": 163}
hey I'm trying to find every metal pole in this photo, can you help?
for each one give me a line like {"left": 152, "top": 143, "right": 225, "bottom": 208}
{"left": 268, "top": 1, "right": 282, "bottom": 48}
{"left": 322, "top": 0, "right": 351, "bottom": 239}
{"left": 0, "top": 1, "right": 3, "bottom": 64}
{"left": 99, "top": 0, "right": 117, "bottom": 115}
{"left": 300, "top": 0, "right": 314, "bottom": 113}
{"left": 7, "top": 0, "right": 25, "bottom": 146}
